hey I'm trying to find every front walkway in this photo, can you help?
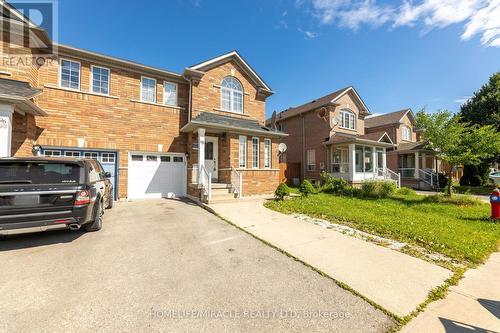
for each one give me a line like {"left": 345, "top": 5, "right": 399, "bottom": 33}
{"left": 401, "top": 252, "right": 500, "bottom": 332}
{"left": 210, "top": 198, "right": 452, "bottom": 318}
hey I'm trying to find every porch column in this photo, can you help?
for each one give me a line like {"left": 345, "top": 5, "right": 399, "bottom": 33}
{"left": 432, "top": 157, "right": 436, "bottom": 172}
{"left": 383, "top": 148, "right": 387, "bottom": 172}
{"left": 414, "top": 151, "right": 420, "bottom": 179}
{"left": 0, "top": 104, "right": 14, "bottom": 157}
{"left": 422, "top": 153, "right": 427, "bottom": 170}
{"left": 197, "top": 127, "right": 206, "bottom": 183}
{"left": 372, "top": 147, "right": 377, "bottom": 177}
{"left": 348, "top": 143, "right": 355, "bottom": 181}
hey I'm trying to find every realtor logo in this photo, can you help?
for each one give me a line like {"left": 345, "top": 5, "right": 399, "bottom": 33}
{"left": 0, "top": 0, "right": 58, "bottom": 56}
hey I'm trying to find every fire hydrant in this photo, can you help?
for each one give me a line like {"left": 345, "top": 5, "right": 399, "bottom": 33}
{"left": 490, "top": 188, "right": 500, "bottom": 220}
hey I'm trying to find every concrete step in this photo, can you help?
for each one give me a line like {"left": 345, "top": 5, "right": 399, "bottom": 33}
{"left": 211, "top": 187, "right": 233, "bottom": 195}
{"left": 211, "top": 183, "right": 232, "bottom": 189}
{"left": 210, "top": 192, "right": 236, "bottom": 199}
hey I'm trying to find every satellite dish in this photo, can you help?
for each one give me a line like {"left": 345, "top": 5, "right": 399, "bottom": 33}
{"left": 278, "top": 143, "right": 287, "bottom": 153}
{"left": 270, "top": 111, "right": 277, "bottom": 130}
{"left": 318, "top": 107, "right": 327, "bottom": 119}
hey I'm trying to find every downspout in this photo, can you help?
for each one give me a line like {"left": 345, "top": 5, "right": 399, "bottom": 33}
{"left": 302, "top": 114, "right": 305, "bottom": 181}
{"left": 188, "top": 79, "right": 192, "bottom": 122}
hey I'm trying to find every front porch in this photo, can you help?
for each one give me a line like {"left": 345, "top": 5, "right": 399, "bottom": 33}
{"left": 181, "top": 112, "right": 286, "bottom": 203}
{"left": 325, "top": 133, "right": 399, "bottom": 185}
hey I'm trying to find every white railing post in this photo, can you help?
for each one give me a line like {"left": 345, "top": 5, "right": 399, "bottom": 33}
{"left": 208, "top": 172, "right": 212, "bottom": 202}
{"left": 398, "top": 173, "right": 401, "bottom": 188}
{"left": 239, "top": 173, "right": 242, "bottom": 198}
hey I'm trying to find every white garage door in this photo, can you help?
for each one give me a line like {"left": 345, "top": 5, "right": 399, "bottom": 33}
{"left": 128, "top": 153, "right": 186, "bottom": 199}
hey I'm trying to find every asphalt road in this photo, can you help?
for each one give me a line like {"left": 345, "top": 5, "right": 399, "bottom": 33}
{"left": 0, "top": 199, "right": 394, "bottom": 332}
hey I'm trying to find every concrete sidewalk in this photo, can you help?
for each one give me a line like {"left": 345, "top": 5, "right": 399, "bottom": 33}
{"left": 210, "top": 198, "right": 452, "bottom": 318}
{"left": 415, "top": 190, "right": 490, "bottom": 203}
{"left": 401, "top": 252, "right": 500, "bottom": 333}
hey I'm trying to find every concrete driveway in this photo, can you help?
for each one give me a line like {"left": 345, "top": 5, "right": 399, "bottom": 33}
{"left": 0, "top": 199, "right": 394, "bottom": 333}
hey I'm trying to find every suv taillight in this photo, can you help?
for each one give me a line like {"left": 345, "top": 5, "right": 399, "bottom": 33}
{"left": 75, "top": 190, "right": 91, "bottom": 206}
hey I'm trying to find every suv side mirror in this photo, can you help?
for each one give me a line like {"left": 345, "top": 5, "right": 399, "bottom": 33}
{"left": 103, "top": 172, "right": 112, "bottom": 178}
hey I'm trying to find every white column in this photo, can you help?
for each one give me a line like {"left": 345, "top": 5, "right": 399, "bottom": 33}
{"left": 372, "top": 147, "right": 377, "bottom": 178}
{"left": 348, "top": 143, "right": 355, "bottom": 182}
{"left": 414, "top": 151, "right": 420, "bottom": 179}
{"left": 422, "top": 153, "right": 427, "bottom": 170}
{"left": 197, "top": 127, "right": 206, "bottom": 183}
{"left": 382, "top": 148, "right": 387, "bottom": 172}
{"left": 432, "top": 156, "right": 436, "bottom": 172}
{"left": 0, "top": 104, "right": 14, "bottom": 158}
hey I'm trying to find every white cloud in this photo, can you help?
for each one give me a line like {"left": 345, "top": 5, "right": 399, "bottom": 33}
{"left": 308, "top": 0, "right": 500, "bottom": 47}
{"left": 298, "top": 28, "right": 319, "bottom": 39}
{"left": 455, "top": 96, "right": 472, "bottom": 104}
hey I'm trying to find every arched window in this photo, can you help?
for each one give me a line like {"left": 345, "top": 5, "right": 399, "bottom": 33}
{"left": 339, "top": 109, "right": 356, "bottom": 130}
{"left": 221, "top": 77, "right": 243, "bottom": 113}
{"left": 402, "top": 126, "right": 412, "bottom": 141}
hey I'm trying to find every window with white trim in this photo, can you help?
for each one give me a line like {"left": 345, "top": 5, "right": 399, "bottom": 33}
{"left": 307, "top": 149, "right": 315, "bottom": 171}
{"left": 252, "top": 137, "right": 259, "bottom": 168}
{"left": 340, "top": 109, "right": 356, "bottom": 130}
{"left": 239, "top": 136, "right": 247, "bottom": 168}
{"left": 163, "top": 81, "right": 177, "bottom": 106}
{"left": 91, "top": 66, "right": 110, "bottom": 95}
{"left": 331, "top": 147, "right": 349, "bottom": 173}
{"left": 60, "top": 59, "right": 80, "bottom": 90}
{"left": 84, "top": 152, "right": 98, "bottom": 160}
{"left": 65, "top": 151, "right": 80, "bottom": 157}
{"left": 44, "top": 150, "right": 61, "bottom": 157}
{"left": 264, "top": 139, "right": 271, "bottom": 168}
{"left": 141, "top": 77, "right": 156, "bottom": 103}
{"left": 221, "top": 77, "right": 243, "bottom": 113}
{"left": 101, "top": 153, "right": 115, "bottom": 163}
{"left": 402, "top": 126, "right": 412, "bottom": 141}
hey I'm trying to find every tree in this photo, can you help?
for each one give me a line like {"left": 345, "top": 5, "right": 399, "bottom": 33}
{"left": 459, "top": 72, "right": 500, "bottom": 131}
{"left": 416, "top": 109, "right": 500, "bottom": 195}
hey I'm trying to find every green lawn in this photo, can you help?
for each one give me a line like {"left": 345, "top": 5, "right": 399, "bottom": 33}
{"left": 265, "top": 193, "right": 500, "bottom": 265}
{"left": 453, "top": 185, "right": 496, "bottom": 196}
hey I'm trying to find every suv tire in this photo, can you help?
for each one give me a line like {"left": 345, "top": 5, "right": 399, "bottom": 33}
{"left": 84, "top": 200, "right": 103, "bottom": 232}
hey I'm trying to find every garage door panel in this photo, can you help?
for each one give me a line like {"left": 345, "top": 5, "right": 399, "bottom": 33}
{"left": 128, "top": 154, "right": 186, "bottom": 199}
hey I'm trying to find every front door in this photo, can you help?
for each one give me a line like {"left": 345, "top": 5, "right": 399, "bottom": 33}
{"left": 205, "top": 136, "right": 218, "bottom": 181}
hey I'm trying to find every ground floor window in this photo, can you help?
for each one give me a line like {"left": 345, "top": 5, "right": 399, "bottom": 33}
{"left": 264, "top": 139, "right": 271, "bottom": 168}
{"left": 331, "top": 147, "right": 349, "bottom": 173}
{"left": 377, "top": 148, "right": 384, "bottom": 169}
{"left": 239, "top": 136, "right": 247, "bottom": 168}
{"left": 355, "top": 145, "right": 374, "bottom": 173}
{"left": 307, "top": 149, "right": 315, "bottom": 171}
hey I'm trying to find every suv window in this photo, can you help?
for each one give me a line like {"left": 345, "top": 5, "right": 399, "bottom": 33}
{"left": 0, "top": 162, "right": 81, "bottom": 184}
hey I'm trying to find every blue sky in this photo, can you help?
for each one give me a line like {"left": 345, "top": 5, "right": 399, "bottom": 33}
{"left": 53, "top": 0, "right": 499, "bottom": 117}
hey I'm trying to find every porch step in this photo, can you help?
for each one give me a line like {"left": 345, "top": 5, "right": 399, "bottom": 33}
{"left": 211, "top": 183, "right": 232, "bottom": 189}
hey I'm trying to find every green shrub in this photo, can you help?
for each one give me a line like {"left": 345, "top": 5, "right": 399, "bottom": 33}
{"left": 360, "top": 180, "right": 397, "bottom": 198}
{"left": 422, "top": 194, "right": 482, "bottom": 206}
{"left": 299, "top": 180, "right": 316, "bottom": 196}
{"left": 397, "top": 187, "right": 416, "bottom": 196}
{"left": 274, "top": 183, "right": 291, "bottom": 200}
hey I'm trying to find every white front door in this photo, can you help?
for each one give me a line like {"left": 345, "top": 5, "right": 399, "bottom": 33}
{"left": 204, "top": 136, "right": 218, "bottom": 181}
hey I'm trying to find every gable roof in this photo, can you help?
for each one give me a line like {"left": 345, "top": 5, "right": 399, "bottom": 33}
{"left": 276, "top": 86, "right": 369, "bottom": 122}
{"left": 364, "top": 108, "right": 415, "bottom": 129}
{"left": 0, "top": 78, "right": 46, "bottom": 116}
{"left": 359, "top": 131, "right": 394, "bottom": 144}
{"left": 323, "top": 131, "right": 394, "bottom": 147}
{"left": 187, "top": 51, "right": 272, "bottom": 94}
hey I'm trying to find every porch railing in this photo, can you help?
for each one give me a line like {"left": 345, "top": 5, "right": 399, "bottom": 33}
{"left": 376, "top": 168, "right": 401, "bottom": 188}
{"left": 418, "top": 168, "right": 438, "bottom": 188}
{"left": 199, "top": 165, "right": 212, "bottom": 202}
{"left": 399, "top": 168, "right": 415, "bottom": 178}
{"left": 230, "top": 167, "right": 242, "bottom": 198}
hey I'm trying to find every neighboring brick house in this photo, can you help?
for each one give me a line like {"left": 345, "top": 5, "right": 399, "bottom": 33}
{"left": 0, "top": 3, "right": 285, "bottom": 202}
{"left": 365, "top": 109, "right": 461, "bottom": 188}
{"left": 270, "top": 86, "right": 396, "bottom": 185}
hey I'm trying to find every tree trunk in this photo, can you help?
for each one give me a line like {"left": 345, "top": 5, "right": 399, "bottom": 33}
{"left": 446, "top": 168, "right": 453, "bottom": 196}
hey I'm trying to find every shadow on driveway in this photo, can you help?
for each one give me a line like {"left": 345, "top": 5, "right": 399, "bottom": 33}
{"left": 0, "top": 229, "right": 85, "bottom": 252}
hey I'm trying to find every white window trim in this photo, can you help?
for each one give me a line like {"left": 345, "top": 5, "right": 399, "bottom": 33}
{"left": 252, "top": 137, "right": 259, "bottom": 169}
{"left": 163, "top": 81, "right": 178, "bottom": 107}
{"left": 339, "top": 109, "right": 356, "bottom": 130}
{"left": 140, "top": 76, "right": 157, "bottom": 103}
{"left": 101, "top": 152, "right": 116, "bottom": 164}
{"left": 44, "top": 150, "right": 61, "bottom": 156}
{"left": 59, "top": 58, "right": 81, "bottom": 91}
{"left": 402, "top": 126, "right": 412, "bottom": 141}
{"left": 307, "top": 149, "right": 316, "bottom": 171}
{"left": 264, "top": 139, "right": 272, "bottom": 169}
{"left": 64, "top": 151, "right": 81, "bottom": 157}
{"left": 239, "top": 135, "right": 247, "bottom": 168}
{"left": 90, "top": 65, "right": 110, "bottom": 96}
{"left": 220, "top": 76, "right": 244, "bottom": 114}
{"left": 84, "top": 152, "right": 99, "bottom": 159}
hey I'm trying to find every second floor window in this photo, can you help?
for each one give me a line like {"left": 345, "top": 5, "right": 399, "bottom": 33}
{"left": 340, "top": 109, "right": 356, "bottom": 130}
{"left": 60, "top": 59, "right": 80, "bottom": 90}
{"left": 91, "top": 66, "right": 109, "bottom": 95}
{"left": 141, "top": 77, "right": 156, "bottom": 103}
{"left": 163, "top": 82, "right": 177, "bottom": 106}
{"left": 402, "top": 126, "right": 412, "bottom": 141}
{"left": 221, "top": 77, "right": 243, "bottom": 113}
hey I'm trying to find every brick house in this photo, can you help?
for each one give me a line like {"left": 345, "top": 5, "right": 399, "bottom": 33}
{"left": 271, "top": 86, "right": 397, "bottom": 186}
{"left": 0, "top": 3, "right": 285, "bottom": 202}
{"left": 365, "top": 109, "right": 461, "bottom": 189}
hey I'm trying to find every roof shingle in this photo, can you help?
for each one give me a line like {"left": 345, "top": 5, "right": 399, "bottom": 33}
{"left": 364, "top": 109, "right": 410, "bottom": 128}
{"left": 0, "top": 78, "right": 42, "bottom": 99}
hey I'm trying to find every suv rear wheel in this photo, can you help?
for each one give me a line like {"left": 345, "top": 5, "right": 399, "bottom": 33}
{"left": 84, "top": 200, "right": 103, "bottom": 232}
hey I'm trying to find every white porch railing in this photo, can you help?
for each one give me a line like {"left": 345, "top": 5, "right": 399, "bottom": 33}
{"left": 375, "top": 168, "right": 401, "bottom": 188}
{"left": 230, "top": 167, "right": 242, "bottom": 198}
{"left": 398, "top": 168, "right": 415, "bottom": 178}
{"left": 418, "top": 168, "right": 438, "bottom": 188}
{"left": 199, "top": 165, "right": 212, "bottom": 202}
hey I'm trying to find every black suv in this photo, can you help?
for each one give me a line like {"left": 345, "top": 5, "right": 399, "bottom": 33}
{"left": 0, "top": 157, "right": 113, "bottom": 235}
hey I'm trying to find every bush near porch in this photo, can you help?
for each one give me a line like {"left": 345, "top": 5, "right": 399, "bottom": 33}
{"left": 265, "top": 191, "right": 500, "bottom": 265}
